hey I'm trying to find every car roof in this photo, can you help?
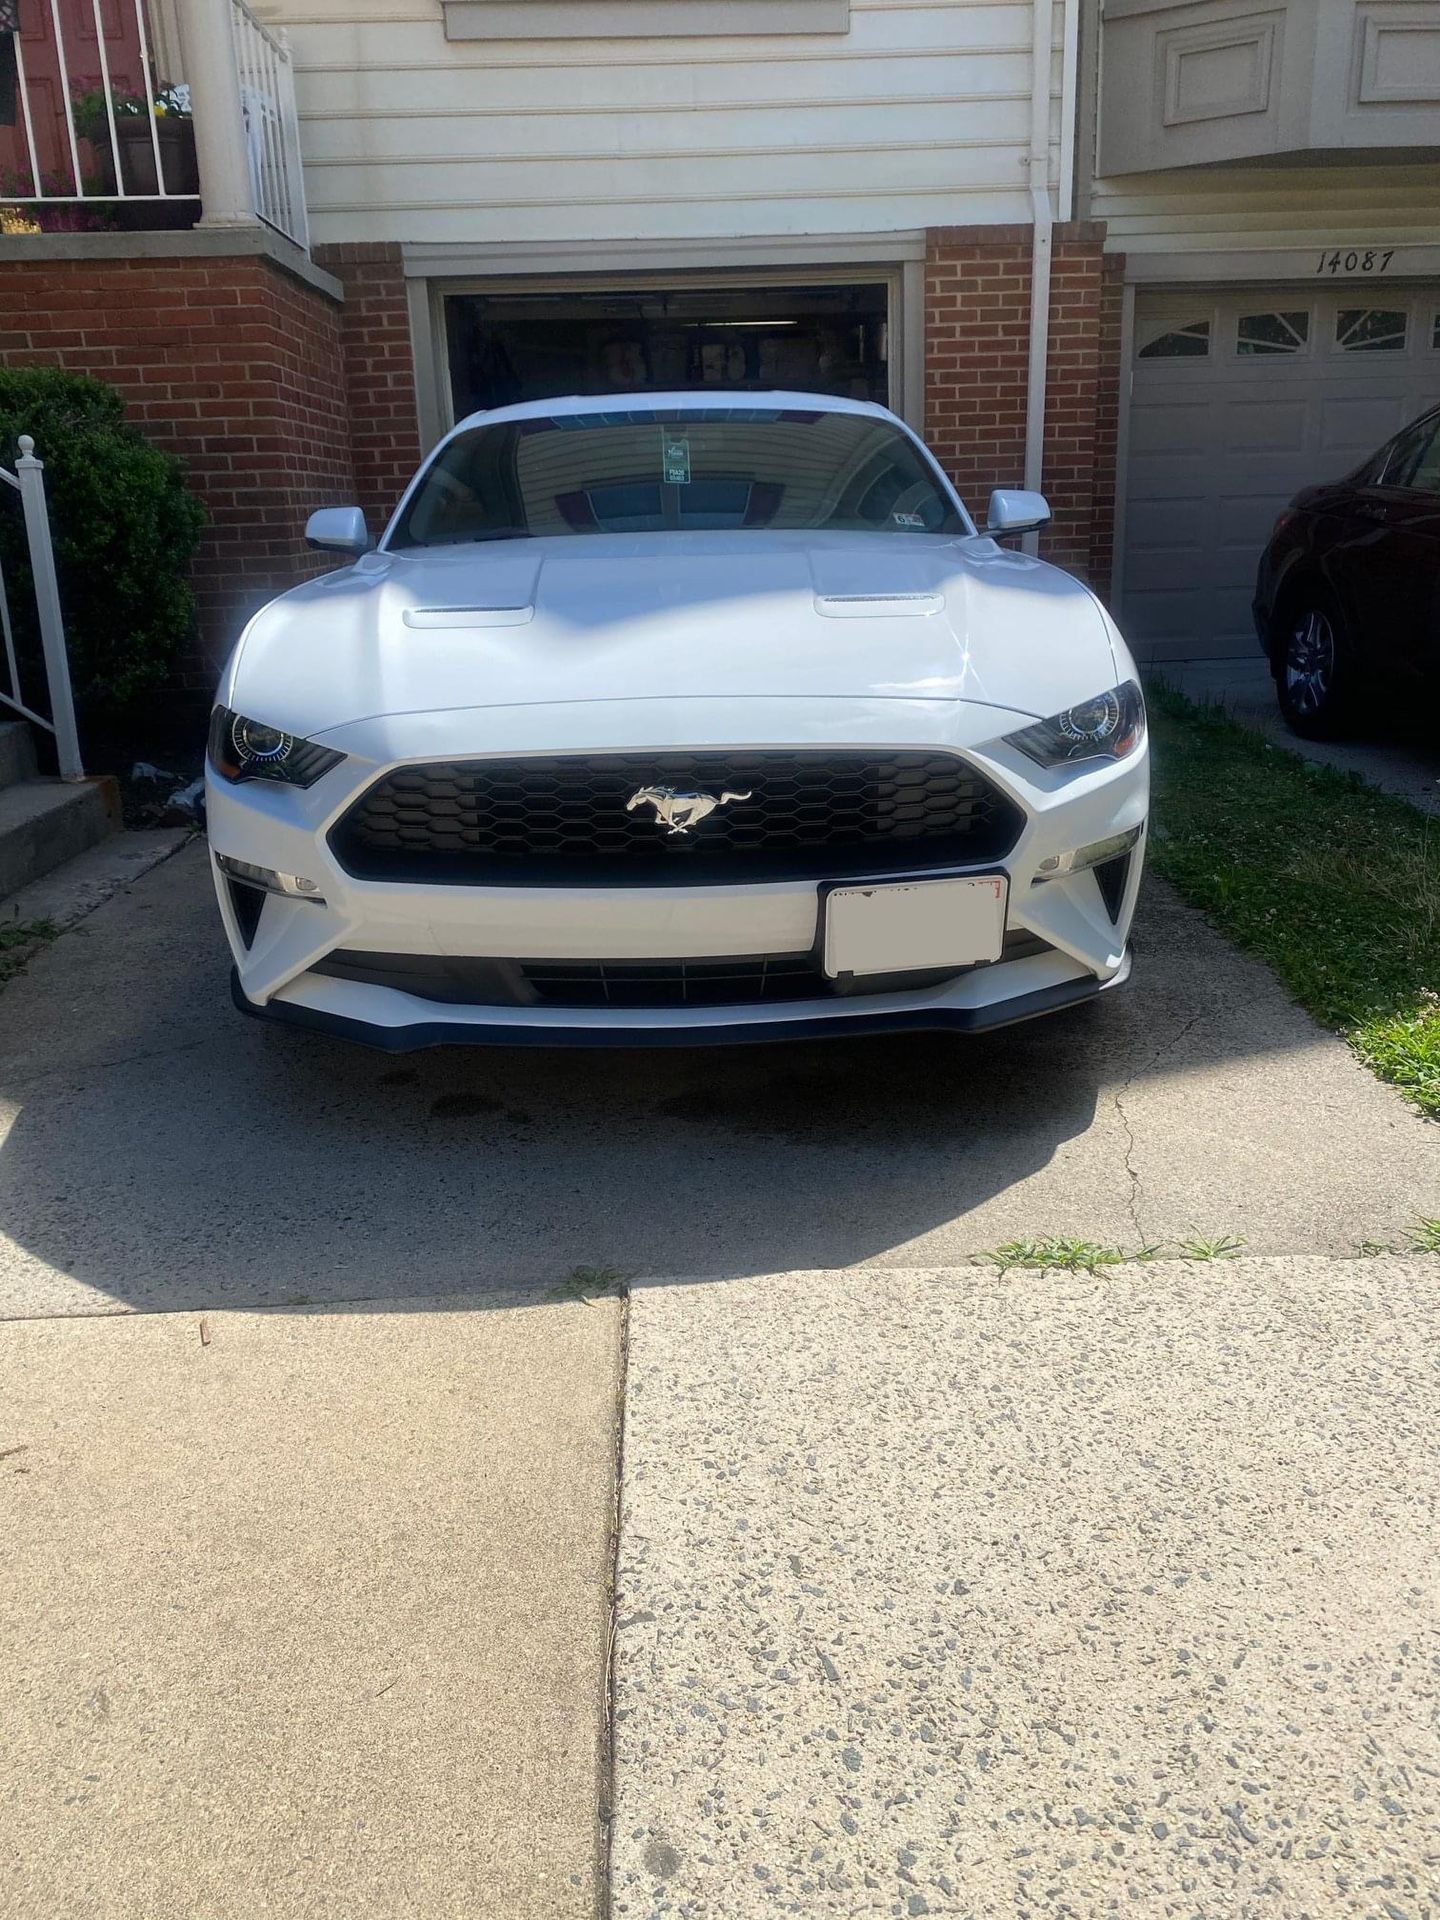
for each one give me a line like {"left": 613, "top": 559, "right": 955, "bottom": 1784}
{"left": 449, "top": 390, "right": 900, "bottom": 433}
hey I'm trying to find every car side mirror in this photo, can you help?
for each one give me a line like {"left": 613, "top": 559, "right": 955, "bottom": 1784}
{"left": 305, "top": 506, "right": 373, "bottom": 556}
{"left": 985, "top": 489, "right": 1051, "bottom": 537}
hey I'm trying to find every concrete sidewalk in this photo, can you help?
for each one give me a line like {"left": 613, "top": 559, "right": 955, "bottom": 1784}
{"left": 612, "top": 1258, "right": 1440, "bottom": 1918}
{"left": 0, "top": 1293, "right": 621, "bottom": 1920}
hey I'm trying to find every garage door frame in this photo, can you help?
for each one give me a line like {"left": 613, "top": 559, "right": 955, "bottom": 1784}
{"left": 402, "top": 235, "right": 928, "bottom": 455}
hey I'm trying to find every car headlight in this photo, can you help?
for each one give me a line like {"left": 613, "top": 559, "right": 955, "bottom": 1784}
{"left": 208, "top": 707, "right": 345, "bottom": 787}
{"left": 1005, "top": 681, "right": 1145, "bottom": 768}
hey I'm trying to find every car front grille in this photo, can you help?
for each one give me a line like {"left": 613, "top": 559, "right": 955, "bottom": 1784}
{"left": 328, "top": 750, "right": 1023, "bottom": 886}
{"left": 307, "top": 931, "right": 1051, "bottom": 1012}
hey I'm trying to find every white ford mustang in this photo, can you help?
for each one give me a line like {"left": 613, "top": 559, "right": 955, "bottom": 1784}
{"left": 207, "top": 392, "right": 1148, "bottom": 1049}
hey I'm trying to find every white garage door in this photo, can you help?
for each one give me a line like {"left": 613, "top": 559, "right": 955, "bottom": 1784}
{"left": 1121, "top": 285, "right": 1440, "bottom": 661}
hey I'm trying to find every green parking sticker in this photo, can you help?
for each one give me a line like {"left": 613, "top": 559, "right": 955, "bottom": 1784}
{"left": 662, "top": 433, "right": 691, "bottom": 485}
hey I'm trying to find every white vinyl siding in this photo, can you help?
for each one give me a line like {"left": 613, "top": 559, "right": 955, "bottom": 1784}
{"left": 254, "top": 0, "right": 1069, "bottom": 247}
{"left": 1090, "top": 161, "right": 1440, "bottom": 258}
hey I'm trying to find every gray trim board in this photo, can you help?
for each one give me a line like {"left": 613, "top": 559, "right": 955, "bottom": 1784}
{"left": 1124, "top": 244, "right": 1440, "bottom": 285}
{"left": 444, "top": 0, "right": 847, "bottom": 36}
{"left": 1110, "top": 281, "right": 1138, "bottom": 618}
{"left": 401, "top": 232, "right": 928, "bottom": 280}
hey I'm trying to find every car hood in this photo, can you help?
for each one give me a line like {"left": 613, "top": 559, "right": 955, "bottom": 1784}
{"left": 223, "top": 531, "right": 1120, "bottom": 739}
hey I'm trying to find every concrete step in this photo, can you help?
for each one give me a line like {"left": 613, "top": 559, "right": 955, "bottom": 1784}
{"left": 0, "top": 720, "right": 39, "bottom": 792}
{"left": 0, "top": 777, "right": 117, "bottom": 903}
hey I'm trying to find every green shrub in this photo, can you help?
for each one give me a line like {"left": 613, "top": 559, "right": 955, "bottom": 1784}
{"left": 0, "top": 366, "right": 205, "bottom": 715}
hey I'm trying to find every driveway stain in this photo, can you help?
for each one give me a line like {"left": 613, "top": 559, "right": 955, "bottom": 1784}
{"left": 429, "top": 1092, "right": 504, "bottom": 1119}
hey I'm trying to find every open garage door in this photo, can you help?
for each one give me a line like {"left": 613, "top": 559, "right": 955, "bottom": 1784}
{"left": 442, "top": 278, "right": 893, "bottom": 421}
{"left": 1122, "top": 285, "right": 1440, "bottom": 663}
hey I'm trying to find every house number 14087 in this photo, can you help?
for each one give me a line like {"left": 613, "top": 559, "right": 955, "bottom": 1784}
{"left": 1316, "top": 249, "right": 1394, "bottom": 275}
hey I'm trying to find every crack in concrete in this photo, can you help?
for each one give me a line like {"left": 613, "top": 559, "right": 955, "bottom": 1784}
{"left": 1111, "top": 1010, "right": 1207, "bottom": 1243}
{"left": 1, "top": 1033, "right": 213, "bottom": 1093}
{"left": 599, "top": 1277, "right": 632, "bottom": 1920}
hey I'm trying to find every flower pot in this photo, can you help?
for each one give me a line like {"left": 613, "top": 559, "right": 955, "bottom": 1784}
{"left": 111, "top": 117, "right": 199, "bottom": 228}
{"left": 119, "top": 115, "right": 198, "bottom": 195}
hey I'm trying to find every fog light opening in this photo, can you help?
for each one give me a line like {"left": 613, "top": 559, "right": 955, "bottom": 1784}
{"left": 216, "top": 853, "right": 327, "bottom": 904}
{"left": 1031, "top": 824, "right": 1142, "bottom": 885}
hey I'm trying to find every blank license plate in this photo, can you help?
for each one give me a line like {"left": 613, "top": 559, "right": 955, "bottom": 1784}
{"left": 823, "top": 874, "right": 1007, "bottom": 978}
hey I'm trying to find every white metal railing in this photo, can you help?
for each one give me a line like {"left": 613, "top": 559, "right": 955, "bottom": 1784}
{"left": 3, "top": 0, "right": 195, "bottom": 212}
{"left": 0, "top": 440, "right": 83, "bottom": 783}
{"left": 230, "top": 0, "right": 309, "bottom": 250}
{"left": 0, "top": 0, "right": 309, "bottom": 251}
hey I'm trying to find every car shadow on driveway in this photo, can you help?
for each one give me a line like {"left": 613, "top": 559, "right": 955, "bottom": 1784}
{"left": 0, "top": 842, "right": 1434, "bottom": 1317}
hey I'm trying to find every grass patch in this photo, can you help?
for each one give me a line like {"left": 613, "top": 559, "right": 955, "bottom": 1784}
{"left": 982, "top": 1238, "right": 1158, "bottom": 1274}
{"left": 0, "top": 918, "right": 59, "bottom": 989}
{"left": 980, "top": 1235, "right": 1244, "bottom": 1273}
{"left": 1410, "top": 1219, "right": 1440, "bottom": 1255}
{"left": 1147, "top": 687, "right": 1440, "bottom": 1119}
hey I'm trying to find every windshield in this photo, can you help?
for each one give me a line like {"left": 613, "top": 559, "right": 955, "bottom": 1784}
{"left": 388, "top": 407, "right": 969, "bottom": 549}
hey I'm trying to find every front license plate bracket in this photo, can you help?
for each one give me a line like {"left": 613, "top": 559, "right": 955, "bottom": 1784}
{"left": 820, "top": 872, "right": 1008, "bottom": 980}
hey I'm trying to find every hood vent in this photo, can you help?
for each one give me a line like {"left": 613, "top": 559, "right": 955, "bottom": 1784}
{"left": 814, "top": 592, "right": 944, "bottom": 620}
{"left": 402, "top": 605, "right": 534, "bottom": 630}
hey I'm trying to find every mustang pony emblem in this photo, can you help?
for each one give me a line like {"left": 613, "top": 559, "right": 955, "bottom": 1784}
{"left": 626, "top": 785, "right": 753, "bottom": 836}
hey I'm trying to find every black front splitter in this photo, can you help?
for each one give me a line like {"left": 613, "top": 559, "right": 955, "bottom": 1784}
{"left": 231, "top": 950, "right": 1130, "bottom": 1052}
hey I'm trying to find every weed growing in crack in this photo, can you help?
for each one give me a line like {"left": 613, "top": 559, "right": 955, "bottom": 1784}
{"left": 978, "top": 1235, "right": 1246, "bottom": 1273}
{"left": 0, "top": 918, "right": 59, "bottom": 989}
{"left": 554, "top": 1264, "right": 634, "bottom": 1303}
{"left": 1174, "top": 1234, "right": 1246, "bottom": 1262}
{"left": 982, "top": 1239, "right": 1156, "bottom": 1275}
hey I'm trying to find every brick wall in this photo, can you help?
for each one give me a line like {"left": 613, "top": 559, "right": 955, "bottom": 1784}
{"left": 0, "top": 250, "right": 358, "bottom": 692}
{"left": 924, "top": 221, "right": 1124, "bottom": 596}
{"left": 313, "top": 242, "right": 422, "bottom": 534}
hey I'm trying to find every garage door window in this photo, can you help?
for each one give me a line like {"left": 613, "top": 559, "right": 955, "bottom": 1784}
{"left": 1137, "top": 317, "right": 1210, "bottom": 359}
{"left": 1336, "top": 308, "right": 1408, "bottom": 353}
{"left": 1237, "top": 310, "right": 1309, "bottom": 355}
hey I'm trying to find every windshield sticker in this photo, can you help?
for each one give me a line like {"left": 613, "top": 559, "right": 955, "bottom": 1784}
{"left": 892, "top": 510, "right": 924, "bottom": 528}
{"left": 662, "top": 433, "right": 691, "bottom": 485}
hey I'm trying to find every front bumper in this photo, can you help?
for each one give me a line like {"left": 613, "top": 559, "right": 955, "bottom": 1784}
{"left": 206, "top": 707, "right": 1148, "bottom": 1049}
{"left": 230, "top": 948, "right": 1131, "bottom": 1050}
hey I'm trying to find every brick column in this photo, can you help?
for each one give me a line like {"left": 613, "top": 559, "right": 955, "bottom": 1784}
{"left": 924, "top": 221, "right": 1125, "bottom": 596}
{"left": 313, "top": 243, "right": 423, "bottom": 535}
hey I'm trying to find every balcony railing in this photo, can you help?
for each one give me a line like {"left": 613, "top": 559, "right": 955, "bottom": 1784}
{"left": 0, "top": 0, "right": 308, "bottom": 250}
{"left": 230, "top": 0, "right": 307, "bottom": 250}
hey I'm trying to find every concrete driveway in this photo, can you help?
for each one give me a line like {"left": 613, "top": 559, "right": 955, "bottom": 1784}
{"left": 1, "top": 843, "right": 1435, "bottom": 1322}
{"left": 2, "top": 842, "right": 1437, "bottom": 1917}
